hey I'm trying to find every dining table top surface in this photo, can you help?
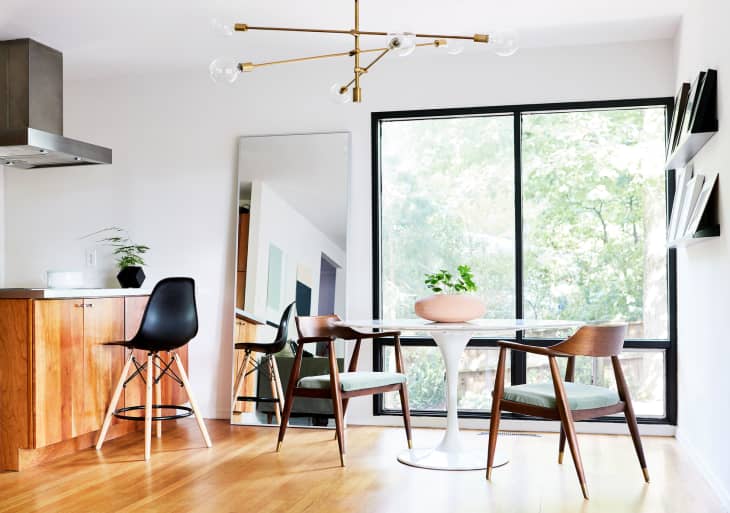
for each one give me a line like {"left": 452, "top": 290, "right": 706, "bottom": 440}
{"left": 336, "top": 318, "right": 584, "bottom": 333}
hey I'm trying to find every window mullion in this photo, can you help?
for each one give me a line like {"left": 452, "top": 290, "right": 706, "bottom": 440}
{"left": 513, "top": 110, "right": 526, "bottom": 385}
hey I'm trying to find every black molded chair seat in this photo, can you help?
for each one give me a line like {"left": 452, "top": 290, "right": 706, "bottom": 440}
{"left": 234, "top": 303, "right": 294, "bottom": 355}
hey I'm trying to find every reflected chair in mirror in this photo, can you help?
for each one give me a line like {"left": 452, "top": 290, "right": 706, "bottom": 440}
{"left": 277, "top": 315, "right": 412, "bottom": 466}
{"left": 95, "top": 277, "right": 212, "bottom": 461}
{"left": 231, "top": 302, "right": 295, "bottom": 423}
{"left": 485, "top": 324, "right": 649, "bottom": 499}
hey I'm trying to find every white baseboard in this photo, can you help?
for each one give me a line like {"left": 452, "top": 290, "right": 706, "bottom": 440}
{"left": 347, "top": 415, "right": 675, "bottom": 436}
{"left": 676, "top": 429, "right": 730, "bottom": 512}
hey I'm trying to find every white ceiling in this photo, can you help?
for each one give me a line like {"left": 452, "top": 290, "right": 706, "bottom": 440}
{"left": 1, "top": 0, "right": 687, "bottom": 81}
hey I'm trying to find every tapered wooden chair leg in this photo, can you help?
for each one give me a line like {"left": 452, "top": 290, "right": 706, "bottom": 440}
{"left": 399, "top": 386, "right": 413, "bottom": 449}
{"left": 558, "top": 426, "right": 566, "bottom": 464}
{"left": 549, "top": 357, "right": 589, "bottom": 499}
{"left": 328, "top": 341, "right": 346, "bottom": 466}
{"left": 277, "top": 344, "right": 304, "bottom": 452}
{"left": 144, "top": 353, "right": 154, "bottom": 461}
{"left": 487, "top": 347, "right": 507, "bottom": 480}
{"left": 612, "top": 356, "right": 649, "bottom": 482}
{"left": 96, "top": 352, "right": 134, "bottom": 450}
{"left": 173, "top": 352, "right": 212, "bottom": 448}
{"left": 393, "top": 336, "right": 412, "bottom": 449}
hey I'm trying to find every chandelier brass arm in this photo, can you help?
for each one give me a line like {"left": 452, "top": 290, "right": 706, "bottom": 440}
{"left": 210, "top": 0, "right": 518, "bottom": 103}
{"left": 234, "top": 23, "right": 489, "bottom": 44}
{"left": 238, "top": 40, "right": 445, "bottom": 72}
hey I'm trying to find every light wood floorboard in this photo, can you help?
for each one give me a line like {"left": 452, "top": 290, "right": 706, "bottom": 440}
{"left": 0, "top": 419, "right": 723, "bottom": 513}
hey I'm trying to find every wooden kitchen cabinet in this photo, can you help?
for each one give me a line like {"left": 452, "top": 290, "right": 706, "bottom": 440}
{"left": 33, "top": 298, "right": 125, "bottom": 448}
{"left": 0, "top": 291, "right": 189, "bottom": 471}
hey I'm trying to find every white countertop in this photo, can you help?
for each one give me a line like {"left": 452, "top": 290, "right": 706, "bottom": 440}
{"left": 0, "top": 288, "right": 151, "bottom": 299}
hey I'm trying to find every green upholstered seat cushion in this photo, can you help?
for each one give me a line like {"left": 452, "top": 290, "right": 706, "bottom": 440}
{"left": 297, "top": 371, "right": 406, "bottom": 392}
{"left": 502, "top": 382, "right": 620, "bottom": 410}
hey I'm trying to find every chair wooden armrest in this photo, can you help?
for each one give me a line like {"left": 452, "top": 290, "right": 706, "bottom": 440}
{"left": 497, "top": 340, "right": 564, "bottom": 357}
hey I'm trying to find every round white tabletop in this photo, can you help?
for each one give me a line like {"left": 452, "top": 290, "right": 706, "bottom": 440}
{"left": 336, "top": 318, "right": 583, "bottom": 471}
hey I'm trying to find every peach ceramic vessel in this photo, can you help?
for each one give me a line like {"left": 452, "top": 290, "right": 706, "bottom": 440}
{"left": 414, "top": 294, "right": 486, "bottom": 323}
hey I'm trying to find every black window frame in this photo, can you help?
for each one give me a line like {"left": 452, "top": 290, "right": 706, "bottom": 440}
{"left": 371, "top": 97, "right": 677, "bottom": 425}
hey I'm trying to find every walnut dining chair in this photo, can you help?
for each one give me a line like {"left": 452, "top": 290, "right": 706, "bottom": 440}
{"left": 485, "top": 324, "right": 649, "bottom": 500}
{"left": 276, "top": 315, "right": 412, "bottom": 466}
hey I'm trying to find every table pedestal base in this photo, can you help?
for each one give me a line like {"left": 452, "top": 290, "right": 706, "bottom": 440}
{"left": 397, "top": 446, "right": 508, "bottom": 471}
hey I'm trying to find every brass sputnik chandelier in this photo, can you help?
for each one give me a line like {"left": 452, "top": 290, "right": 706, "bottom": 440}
{"left": 209, "top": 0, "right": 519, "bottom": 103}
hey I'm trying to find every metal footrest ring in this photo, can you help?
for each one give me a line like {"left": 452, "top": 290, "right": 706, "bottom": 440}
{"left": 113, "top": 404, "right": 193, "bottom": 421}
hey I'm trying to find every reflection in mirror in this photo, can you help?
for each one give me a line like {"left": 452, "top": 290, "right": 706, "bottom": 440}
{"left": 231, "top": 132, "right": 350, "bottom": 428}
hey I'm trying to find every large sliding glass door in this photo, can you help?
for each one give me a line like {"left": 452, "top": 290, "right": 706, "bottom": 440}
{"left": 372, "top": 99, "right": 675, "bottom": 423}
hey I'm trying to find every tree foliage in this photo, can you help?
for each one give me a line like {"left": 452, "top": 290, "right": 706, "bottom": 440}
{"left": 380, "top": 108, "right": 668, "bottom": 412}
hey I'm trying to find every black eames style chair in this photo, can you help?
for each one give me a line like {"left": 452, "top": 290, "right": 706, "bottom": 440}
{"left": 95, "top": 277, "right": 212, "bottom": 460}
{"left": 231, "top": 302, "right": 296, "bottom": 423}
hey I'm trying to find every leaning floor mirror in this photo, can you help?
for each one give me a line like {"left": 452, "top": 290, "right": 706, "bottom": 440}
{"left": 231, "top": 132, "right": 350, "bottom": 428}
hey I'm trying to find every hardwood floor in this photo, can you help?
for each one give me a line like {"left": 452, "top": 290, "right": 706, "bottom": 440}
{"left": 0, "top": 419, "right": 723, "bottom": 513}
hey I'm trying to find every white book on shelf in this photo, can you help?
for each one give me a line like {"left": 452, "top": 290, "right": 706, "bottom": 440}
{"left": 668, "top": 167, "right": 692, "bottom": 242}
{"left": 676, "top": 175, "right": 705, "bottom": 240}
{"left": 683, "top": 173, "right": 717, "bottom": 238}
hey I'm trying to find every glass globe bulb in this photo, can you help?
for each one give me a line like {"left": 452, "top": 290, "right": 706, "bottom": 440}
{"left": 209, "top": 57, "right": 240, "bottom": 84}
{"left": 442, "top": 39, "right": 464, "bottom": 55}
{"left": 491, "top": 29, "right": 519, "bottom": 57}
{"left": 210, "top": 18, "right": 234, "bottom": 37}
{"left": 329, "top": 83, "right": 352, "bottom": 104}
{"left": 388, "top": 33, "right": 416, "bottom": 57}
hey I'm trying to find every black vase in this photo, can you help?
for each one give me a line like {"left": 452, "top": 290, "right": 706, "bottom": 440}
{"left": 117, "top": 266, "right": 146, "bottom": 288}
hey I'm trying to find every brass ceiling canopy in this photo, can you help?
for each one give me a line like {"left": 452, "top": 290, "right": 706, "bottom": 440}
{"left": 210, "top": 1, "right": 519, "bottom": 103}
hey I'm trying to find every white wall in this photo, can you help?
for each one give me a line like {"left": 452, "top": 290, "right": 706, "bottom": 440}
{"left": 245, "top": 181, "right": 346, "bottom": 320}
{"left": 1, "top": 39, "right": 675, "bottom": 421}
{"left": 673, "top": 0, "right": 730, "bottom": 508}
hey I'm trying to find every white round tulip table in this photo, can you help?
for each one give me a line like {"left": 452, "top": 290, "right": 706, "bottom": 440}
{"left": 337, "top": 318, "right": 583, "bottom": 471}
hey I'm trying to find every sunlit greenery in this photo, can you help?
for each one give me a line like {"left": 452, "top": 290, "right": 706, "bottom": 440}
{"left": 380, "top": 107, "right": 668, "bottom": 416}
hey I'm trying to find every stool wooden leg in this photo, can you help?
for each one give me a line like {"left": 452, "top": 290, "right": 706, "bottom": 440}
{"left": 231, "top": 350, "right": 251, "bottom": 412}
{"left": 268, "top": 357, "right": 282, "bottom": 424}
{"left": 96, "top": 352, "right": 134, "bottom": 450}
{"left": 145, "top": 353, "right": 154, "bottom": 461}
{"left": 173, "top": 352, "right": 212, "bottom": 448}
{"left": 155, "top": 356, "right": 162, "bottom": 438}
{"left": 271, "top": 355, "right": 285, "bottom": 424}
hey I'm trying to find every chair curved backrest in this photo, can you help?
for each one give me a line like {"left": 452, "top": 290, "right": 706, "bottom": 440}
{"left": 132, "top": 277, "right": 198, "bottom": 351}
{"left": 550, "top": 324, "right": 627, "bottom": 357}
{"left": 269, "top": 302, "right": 296, "bottom": 353}
{"left": 295, "top": 314, "right": 360, "bottom": 341}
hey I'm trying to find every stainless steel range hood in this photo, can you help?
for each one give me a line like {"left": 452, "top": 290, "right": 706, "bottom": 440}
{"left": 0, "top": 39, "right": 112, "bottom": 169}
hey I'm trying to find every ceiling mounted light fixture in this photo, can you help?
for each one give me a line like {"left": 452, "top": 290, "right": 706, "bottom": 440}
{"left": 209, "top": 0, "right": 519, "bottom": 103}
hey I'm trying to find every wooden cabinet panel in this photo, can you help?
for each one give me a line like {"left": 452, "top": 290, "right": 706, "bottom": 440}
{"left": 0, "top": 300, "right": 32, "bottom": 471}
{"left": 82, "top": 298, "right": 125, "bottom": 434}
{"left": 123, "top": 296, "right": 189, "bottom": 410}
{"left": 33, "top": 300, "right": 85, "bottom": 447}
{"left": 236, "top": 271, "right": 246, "bottom": 310}
{"left": 33, "top": 298, "right": 126, "bottom": 447}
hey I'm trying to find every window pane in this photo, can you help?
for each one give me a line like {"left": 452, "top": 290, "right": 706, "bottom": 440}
{"left": 380, "top": 116, "right": 516, "bottom": 319}
{"left": 521, "top": 108, "right": 668, "bottom": 339}
{"left": 382, "top": 346, "right": 511, "bottom": 411}
{"left": 526, "top": 350, "right": 665, "bottom": 417}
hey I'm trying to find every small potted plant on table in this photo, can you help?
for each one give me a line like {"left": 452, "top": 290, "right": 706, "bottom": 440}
{"left": 415, "top": 265, "right": 486, "bottom": 323}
